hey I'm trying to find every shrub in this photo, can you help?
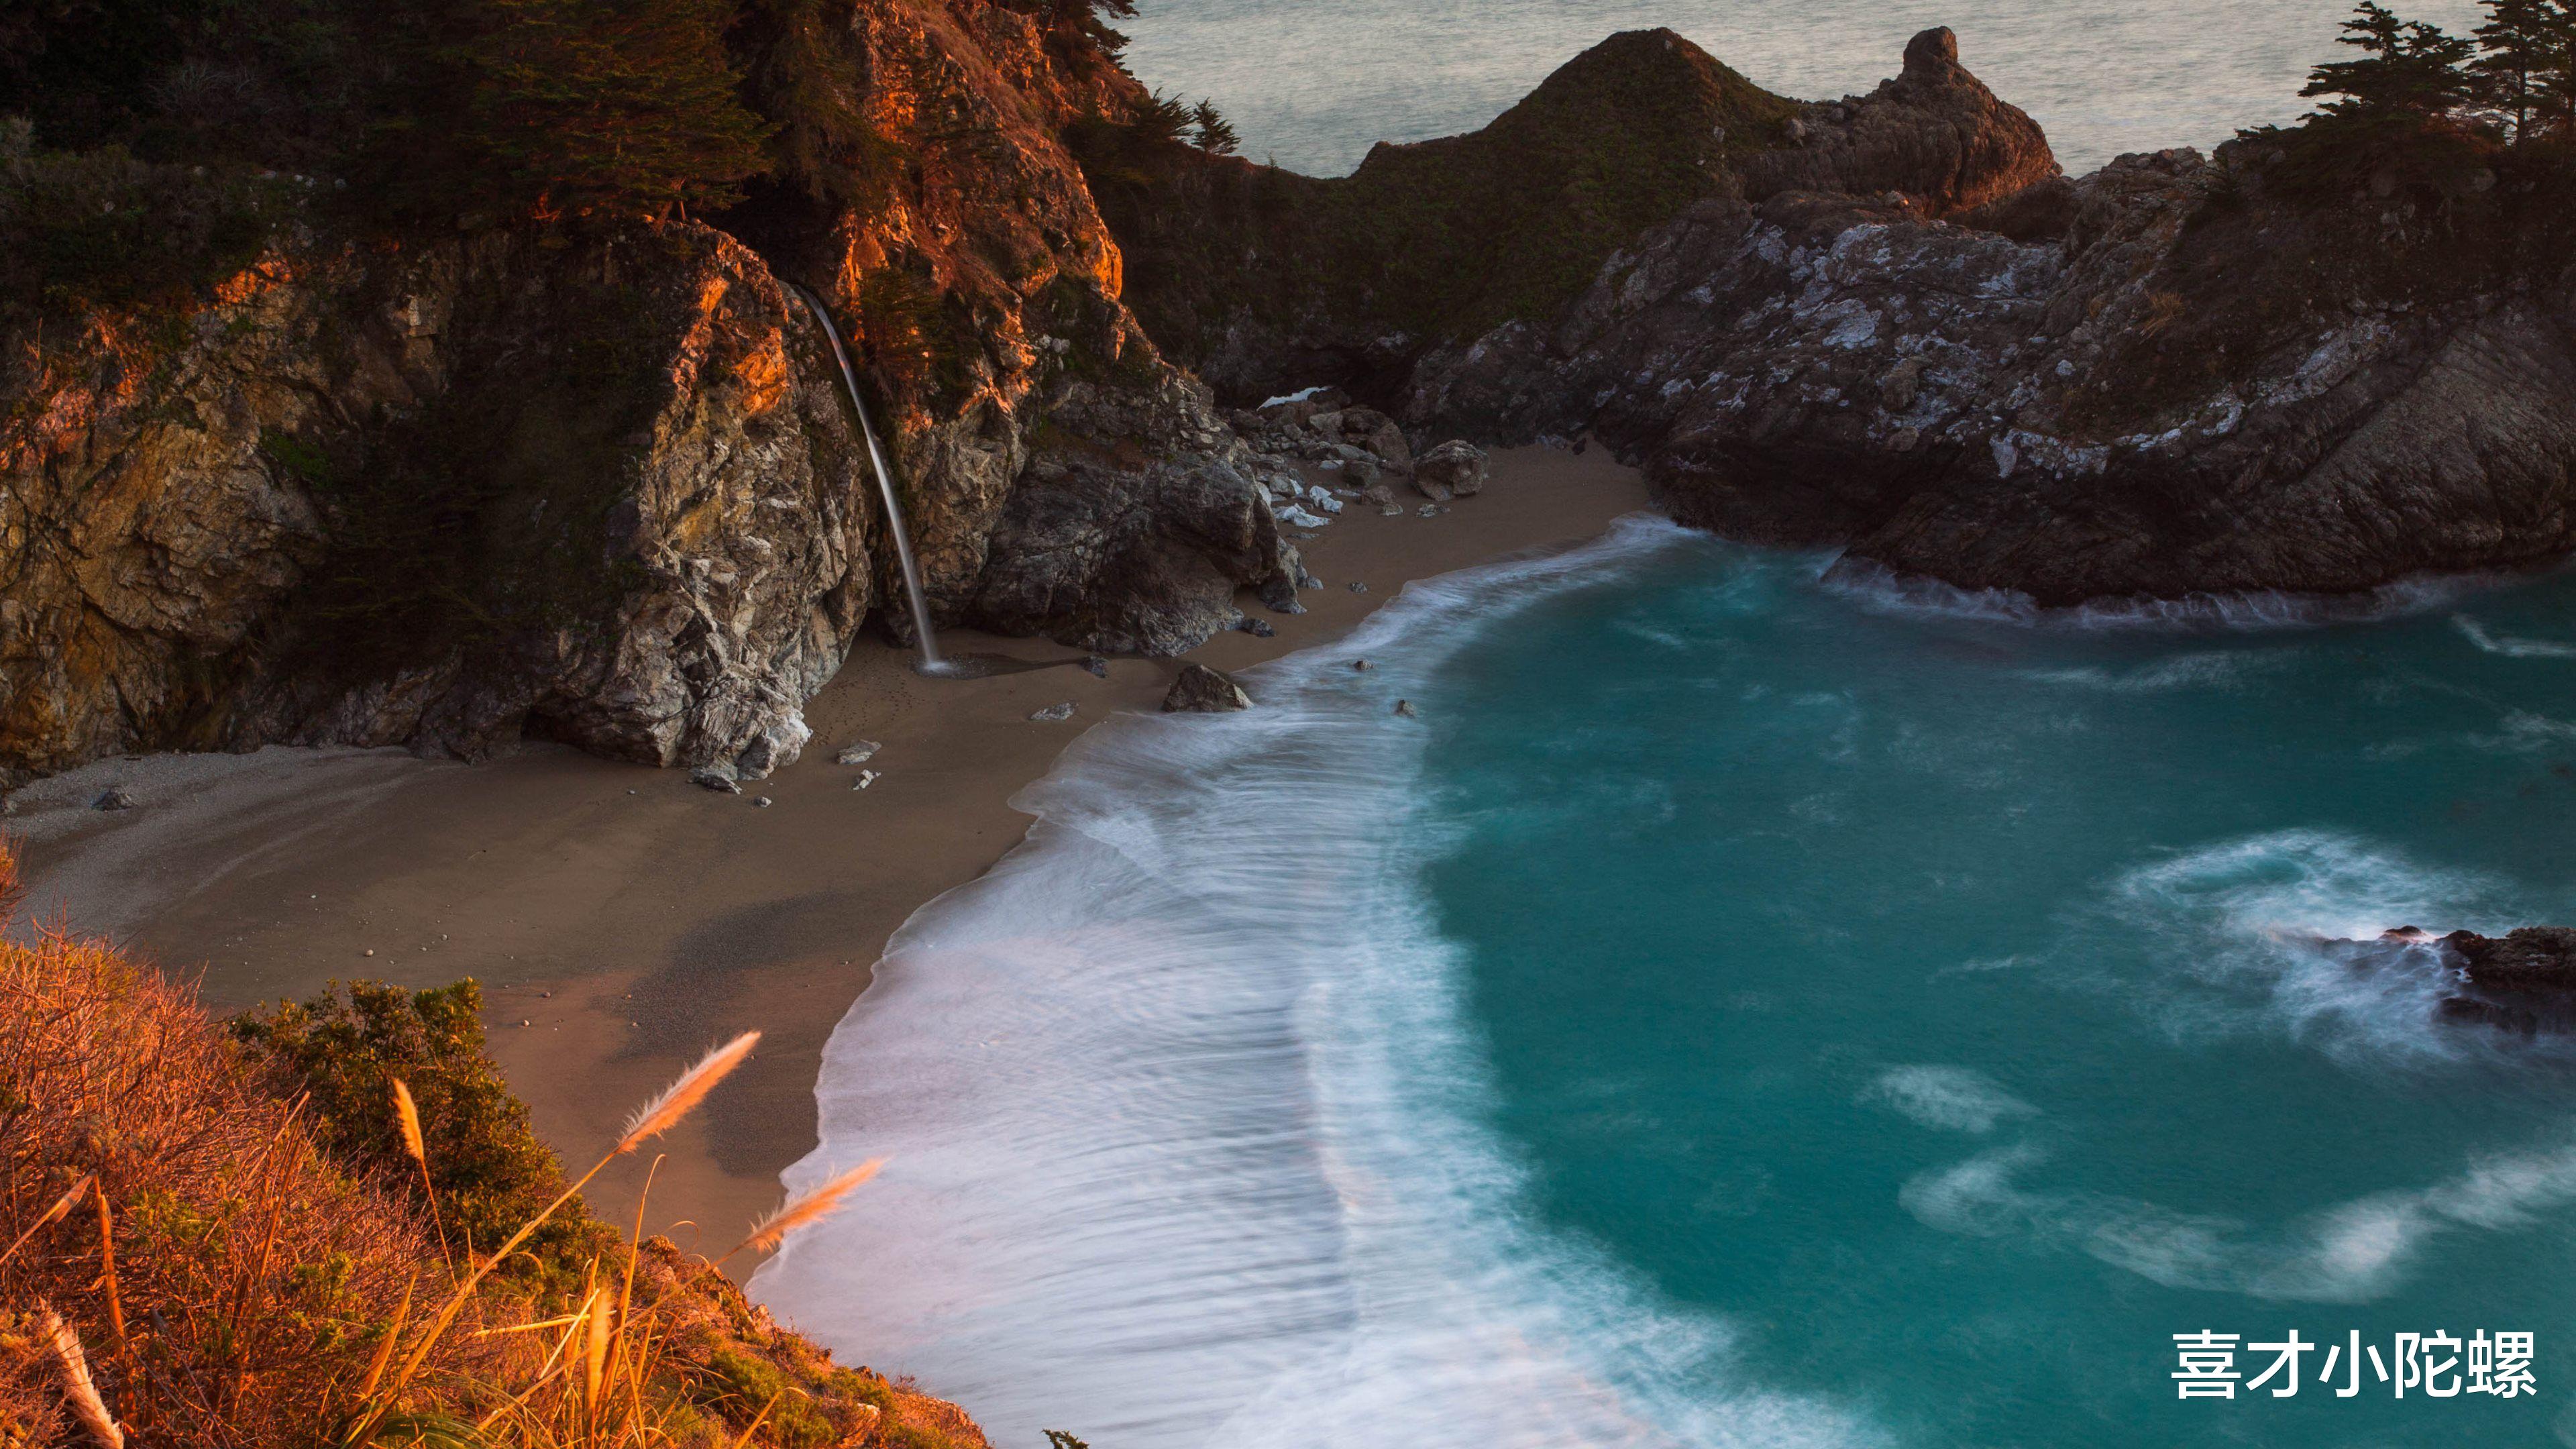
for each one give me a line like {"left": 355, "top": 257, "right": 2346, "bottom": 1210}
{"left": 232, "top": 979, "right": 620, "bottom": 1297}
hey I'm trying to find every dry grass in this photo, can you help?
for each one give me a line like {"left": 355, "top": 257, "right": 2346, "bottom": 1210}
{"left": 0, "top": 843, "right": 984, "bottom": 1449}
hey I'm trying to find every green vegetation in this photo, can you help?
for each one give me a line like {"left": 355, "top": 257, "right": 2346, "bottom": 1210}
{"left": 0, "top": 118, "right": 288, "bottom": 323}
{"left": 232, "top": 979, "right": 621, "bottom": 1294}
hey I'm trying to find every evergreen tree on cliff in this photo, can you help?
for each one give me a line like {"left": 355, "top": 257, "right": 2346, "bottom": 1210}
{"left": 2471, "top": 0, "right": 2576, "bottom": 142}
{"left": 2303, "top": 3, "right": 2477, "bottom": 123}
{"left": 366, "top": 0, "right": 771, "bottom": 222}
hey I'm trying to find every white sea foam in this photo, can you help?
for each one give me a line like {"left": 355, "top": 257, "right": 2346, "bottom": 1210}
{"left": 2017, "top": 651, "right": 2284, "bottom": 692}
{"left": 1864, "top": 1066, "right": 2038, "bottom": 1134}
{"left": 1821, "top": 557, "right": 2488, "bottom": 634}
{"left": 2455, "top": 614, "right": 2576, "bottom": 659}
{"left": 753, "top": 515, "right": 1882, "bottom": 1449}
{"left": 1900, "top": 1136, "right": 2576, "bottom": 1303}
{"left": 2084, "top": 829, "right": 2538, "bottom": 1065}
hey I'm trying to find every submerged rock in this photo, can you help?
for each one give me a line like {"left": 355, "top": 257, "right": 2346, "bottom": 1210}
{"left": 1163, "top": 663, "right": 1252, "bottom": 713}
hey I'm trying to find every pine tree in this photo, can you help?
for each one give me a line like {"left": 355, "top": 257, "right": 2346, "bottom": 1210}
{"left": 2303, "top": 2, "right": 2478, "bottom": 122}
{"left": 2472, "top": 0, "right": 2569, "bottom": 140}
{"left": 1190, "top": 99, "right": 1240, "bottom": 156}
{"left": 462, "top": 0, "right": 773, "bottom": 218}
{"left": 1037, "top": 0, "right": 1136, "bottom": 58}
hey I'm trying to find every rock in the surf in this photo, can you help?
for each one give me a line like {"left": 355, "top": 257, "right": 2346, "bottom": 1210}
{"left": 1163, "top": 663, "right": 1252, "bottom": 713}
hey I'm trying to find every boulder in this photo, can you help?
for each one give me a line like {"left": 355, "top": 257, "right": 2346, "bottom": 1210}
{"left": 92, "top": 789, "right": 137, "bottom": 812}
{"left": 1413, "top": 440, "right": 1489, "bottom": 499}
{"left": 735, "top": 714, "right": 812, "bottom": 781}
{"left": 1163, "top": 663, "right": 1252, "bottom": 713}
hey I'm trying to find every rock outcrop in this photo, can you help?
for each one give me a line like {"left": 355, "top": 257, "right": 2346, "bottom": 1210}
{"left": 1, "top": 223, "right": 873, "bottom": 781}
{"left": 1078, "top": 26, "right": 2055, "bottom": 406}
{"left": 1403, "top": 42, "right": 2576, "bottom": 604}
{"left": 0, "top": 0, "right": 1307, "bottom": 784}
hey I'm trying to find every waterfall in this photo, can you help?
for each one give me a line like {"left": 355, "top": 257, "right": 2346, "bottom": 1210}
{"left": 787, "top": 282, "right": 952, "bottom": 676}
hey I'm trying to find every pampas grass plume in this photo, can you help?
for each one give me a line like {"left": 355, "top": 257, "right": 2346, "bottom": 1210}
{"left": 734, "top": 1157, "right": 884, "bottom": 1259}
{"left": 618, "top": 1032, "right": 760, "bottom": 1154}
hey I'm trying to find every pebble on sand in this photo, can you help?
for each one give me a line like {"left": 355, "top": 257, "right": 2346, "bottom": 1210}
{"left": 853, "top": 770, "right": 880, "bottom": 790}
{"left": 1030, "top": 702, "right": 1077, "bottom": 722}
{"left": 92, "top": 789, "right": 137, "bottom": 811}
{"left": 754, "top": 796, "right": 774, "bottom": 808}
{"left": 835, "top": 741, "right": 881, "bottom": 765}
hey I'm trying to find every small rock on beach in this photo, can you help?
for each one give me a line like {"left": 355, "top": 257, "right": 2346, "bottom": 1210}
{"left": 835, "top": 741, "right": 881, "bottom": 765}
{"left": 1030, "top": 702, "right": 1077, "bottom": 722}
{"left": 1164, "top": 663, "right": 1252, "bottom": 713}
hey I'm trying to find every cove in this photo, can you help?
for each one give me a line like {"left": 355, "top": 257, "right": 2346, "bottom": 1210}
{"left": 768, "top": 518, "right": 2576, "bottom": 1448}
{"left": 1420, "top": 532, "right": 2576, "bottom": 1446}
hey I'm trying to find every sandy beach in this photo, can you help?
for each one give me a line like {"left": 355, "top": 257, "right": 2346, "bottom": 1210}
{"left": 6, "top": 444, "right": 1650, "bottom": 1272}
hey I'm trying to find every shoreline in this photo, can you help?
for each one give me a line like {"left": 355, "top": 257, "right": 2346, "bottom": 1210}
{"left": 6, "top": 444, "right": 1651, "bottom": 1274}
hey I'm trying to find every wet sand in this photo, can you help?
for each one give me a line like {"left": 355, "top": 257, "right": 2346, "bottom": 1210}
{"left": 7, "top": 445, "right": 1652, "bottom": 1271}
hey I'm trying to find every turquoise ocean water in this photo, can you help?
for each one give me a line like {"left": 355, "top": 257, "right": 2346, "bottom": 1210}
{"left": 760, "top": 520, "right": 2576, "bottom": 1448}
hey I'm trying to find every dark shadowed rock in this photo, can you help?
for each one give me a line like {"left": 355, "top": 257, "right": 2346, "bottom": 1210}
{"left": 91, "top": 789, "right": 136, "bottom": 811}
{"left": 1162, "top": 663, "right": 1252, "bottom": 713}
{"left": 1414, "top": 440, "right": 1489, "bottom": 499}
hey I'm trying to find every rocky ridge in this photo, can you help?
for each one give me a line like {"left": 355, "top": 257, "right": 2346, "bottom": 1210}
{"left": 1399, "top": 34, "right": 2576, "bottom": 603}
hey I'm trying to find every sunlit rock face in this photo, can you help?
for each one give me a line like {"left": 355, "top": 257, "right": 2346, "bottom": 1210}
{"left": 0, "top": 0, "right": 1305, "bottom": 784}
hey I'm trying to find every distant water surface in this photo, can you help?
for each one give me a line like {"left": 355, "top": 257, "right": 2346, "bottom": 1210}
{"left": 1120, "top": 0, "right": 2485, "bottom": 176}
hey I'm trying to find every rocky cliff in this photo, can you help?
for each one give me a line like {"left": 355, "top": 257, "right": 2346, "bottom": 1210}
{"left": 0, "top": 0, "right": 1305, "bottom": 785}
{"left": 1079, "top": 25, "right": 2057, "bottom": 405}
{"left": 1399, "top": 34, "right": 2576, "bottom": 603}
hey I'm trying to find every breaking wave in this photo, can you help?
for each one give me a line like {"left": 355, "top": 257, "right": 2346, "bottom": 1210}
{"left": 1821, "top": 557, "right": 2491, "bottom": 633}
{"left": 752, "top": 515, "right": 1880, "bottom": 1449}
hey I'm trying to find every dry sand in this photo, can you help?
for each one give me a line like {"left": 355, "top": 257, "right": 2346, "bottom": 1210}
{"left": 8, "top": 445, "right": 1652, "bottom": 1270}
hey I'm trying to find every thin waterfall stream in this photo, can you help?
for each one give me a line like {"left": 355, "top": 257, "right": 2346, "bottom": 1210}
{"left": 788, "top": 282, "right": 971, "bottom": 678}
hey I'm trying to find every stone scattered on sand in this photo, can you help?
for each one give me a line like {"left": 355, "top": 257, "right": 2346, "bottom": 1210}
{"left": 690, "top": 766, "right": 741, "bottom": 794}
{"left": 1277, "top": 504, "right": 1331, "bottom": 529}
{"left": 1380, "top": 504, "right": 1404, "bottom": 517}
{"left": 853, "top": 770, "right": 879, "bottom": 790}
{"left": 753, "top": 796, "right": 774, "bottom": 808}
{"left": 1236, "top": 617, "right": 1276, "bottom": 639}
{"left": 1360, "top": 482, "right": 1398, "bottom": 506}
{"left": 1084, "top": 655, "right": 1112, "bottom": 678}
{"left": 1416, "top": 504, "right": 1445, "bottom": 519}
{"left": 1348, "top": 582, "right": 1368, "bottom": 593}
{"left": 1297, "top": 570, "right": 1324, "bottom": 590}
{"left": 1030, "top": 701, "right": 1078, "bottom": 722}
{"left": 1394, "top": 699, "right": 1418, "bottom": 718}
{"left": 1164, "top": 663, "right": 1253, "bottom": 713}
{"left": 835, "top": 741, "right": 881, "bottom": 766}
{"left": 362, "top": 949, "right": 374, "bottom": 957}
{"left": 91, "top": 789, "right": 137, "bottom": 811}
{"left": 1413, "top": 440, "right": 1489, "bottom": 499}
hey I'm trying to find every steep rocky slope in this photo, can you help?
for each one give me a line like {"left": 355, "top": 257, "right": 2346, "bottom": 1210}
{"left": 1407, "top": 128, "right": 2576, "bottom": 602}
{"left": 0, "top": 0, "right": 1304, "bottom": 785}
{"left": 1080, "top": 25, "right": 2057, "bottom": 403}
{"left": 1359, "top": 28, "right": 2576, "bottom": 604}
